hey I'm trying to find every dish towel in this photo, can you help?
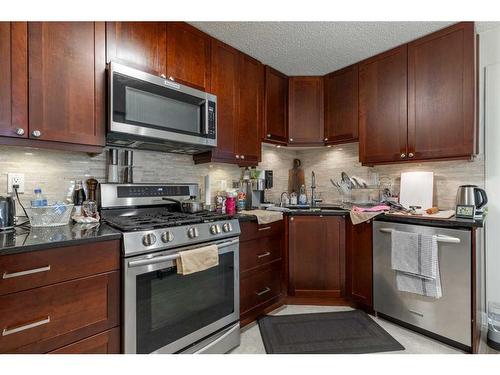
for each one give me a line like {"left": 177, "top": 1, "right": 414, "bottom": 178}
{"left": 176, "top": 245, "right": 219, "bottom": 275}
{"left": 350, "top": 205, "right": 390, "bottom": 225}
{"left": 391, "top": 230, "right": 442, "bottom": 298}
{"left": 240, "top": 209, "right": 284, "bottom": 225}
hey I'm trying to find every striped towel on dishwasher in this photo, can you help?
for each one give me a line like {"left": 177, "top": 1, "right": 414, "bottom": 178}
{"left": 391, "top": 230, "right": 442, "bottom": 299}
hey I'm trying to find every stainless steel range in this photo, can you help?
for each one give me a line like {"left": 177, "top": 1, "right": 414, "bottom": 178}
{"left": 100, "top": 183, "right": 240, "bottom": 354}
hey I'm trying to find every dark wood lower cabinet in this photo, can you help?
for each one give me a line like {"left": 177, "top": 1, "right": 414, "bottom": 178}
{"left": 239, "top": 220, "right": 285, "bottom": 327}
{"left": 48, "top": 327, "right": 120, "bottom": 354}
{"left": 346, "top": 219, "right": 373, "bottom": 312}
{"left": 288, "top": 215, "right": 345, "bottom": 299}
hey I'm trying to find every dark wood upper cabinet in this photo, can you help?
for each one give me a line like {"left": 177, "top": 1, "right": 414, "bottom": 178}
{"left": 263, "top": 66, "right": 288, "bottom": 144}
{"left": 408, "top": 22, "right": 476, "bottom": 161}
{"left": 288, "top": 76, "right": 324, "bottom": 145}
{"left": 28, "top": 22, "right": 106, "bottom": 147}
{"left": 358, "top": 45, "right": 408, "bottom": 165}
{"left": 324, "top": 64, "right": 359, "bottom": 144}
{"left": 0, "top": 22, "right": 28, "bottom": 139}
{"left": 106, "top": 22, "right": 167, "bottom": 76}
{"left": 288, "top": 216, "right": 345, "bottom": 298}
{"left": 166, "top": 22, "right": 211, "bottom": 91}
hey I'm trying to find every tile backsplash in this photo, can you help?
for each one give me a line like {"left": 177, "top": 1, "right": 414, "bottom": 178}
{"left": 0, "top": 142, "right": 484, "bottom": 210}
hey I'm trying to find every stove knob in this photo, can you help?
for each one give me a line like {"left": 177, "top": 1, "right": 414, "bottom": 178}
{"left": 142, "top": 233, "right": 157, "bottom": 247}
{"left": 222, "top": 223, "right": 232, "bottom": 233}
{"left": 188, "top": 227, "right": 199, "bottom": 239}
{"left": 210, "top": 225, "right": 217, "bottom": 235}
{"left": 161, "top": 231, "right": 174, "bottom": 243}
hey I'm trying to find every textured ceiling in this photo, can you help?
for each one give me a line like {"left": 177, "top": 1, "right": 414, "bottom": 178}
{"left": 190, "top": 21, "right": 500, "bottom": 75}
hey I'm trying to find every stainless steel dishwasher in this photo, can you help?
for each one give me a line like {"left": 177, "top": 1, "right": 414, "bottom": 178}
{"left": 373, "top": 221, "right": 471, "bottom": 350}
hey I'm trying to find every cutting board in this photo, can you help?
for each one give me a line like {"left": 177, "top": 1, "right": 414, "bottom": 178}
{"left": 385, "top": 210, "right": 456, "bottom": 220}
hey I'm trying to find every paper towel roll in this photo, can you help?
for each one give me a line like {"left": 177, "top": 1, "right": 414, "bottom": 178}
{"left": 204, "top": 175, "right": 211, "bottom": 205}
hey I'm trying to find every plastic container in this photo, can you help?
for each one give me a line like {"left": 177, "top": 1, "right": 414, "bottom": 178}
{"left": 226, "top": 191, "right": 237, "bottom": 216}
{"left": 31, "top": 188, "right": 48, "bottom": 207}
{"left": 25, "top": 204, "right": 74, "bottom": 227}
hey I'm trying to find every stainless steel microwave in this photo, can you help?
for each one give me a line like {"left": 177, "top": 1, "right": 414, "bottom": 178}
{"left": 107, "top": 63, "right": 217, "bottom": 154}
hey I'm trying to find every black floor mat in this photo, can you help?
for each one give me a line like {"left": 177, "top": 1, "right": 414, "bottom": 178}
{"left": 258, "top": 309, "right": 405, "bottom": 354}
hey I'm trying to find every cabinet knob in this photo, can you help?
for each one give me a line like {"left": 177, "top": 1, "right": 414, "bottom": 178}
{"left": 15, "top": 127, "right": 25, "bottom": 136}
{"left": 32, "top": 130, "right": 42, "bottom": 138}
{"left": 408, "top": 152, "right": 414, "bottom": 158}
{"left": 235, "top": 155, "right": 240, "bottom": 159}
{"left": 324, "top": 137, "right": 328, "bottom": 141}
{"left": 267, "top": 134, "right": 271, "bottom": 138}
{"left": 400, "top": 153, "right": 406, "bottom": 159}
{"left": 160, "top": 74, "right": 166, "bottom": 79}
{"left": 289, "top": 138, "right": 294, "bottom": 142}
{"left": 168, "top": 76, "right": 175, "bottom": 81}
{"left": 240, "top": 155, "right": 245, "bottom": 160}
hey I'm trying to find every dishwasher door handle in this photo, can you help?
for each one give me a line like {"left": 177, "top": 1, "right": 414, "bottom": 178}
{"left": 378, "top": 228, "right": 461, "bottom": 244}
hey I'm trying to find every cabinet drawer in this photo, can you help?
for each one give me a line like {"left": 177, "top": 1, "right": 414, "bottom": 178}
{"left": 240, "top": 236, "right": 282, "bottom": 272}
{"left": 49, "top": 327, "right": 120, "bottom": 354}
{"left": 0, "top": 240, "right": 120, "bottom": 296}
{"left": 0, "top": 271, "right": 120, "bottom": 353}
{"left": 240, "top": 261, "right": 282, "bottom": 315}
{"left": 239, "top": 220, "right": 284, "bottom": 242}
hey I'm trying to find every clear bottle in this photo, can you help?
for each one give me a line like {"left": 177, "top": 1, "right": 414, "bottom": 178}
{"left": 299, "top": 184, "right": 307, "bottom": 205}
{"left": 31, "top": 188, "right": 48, "bottom": 207}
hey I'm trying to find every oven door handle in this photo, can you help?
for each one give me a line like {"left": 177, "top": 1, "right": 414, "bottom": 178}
{"left": 127, "top": 238, "right": 239, "bottom": 268}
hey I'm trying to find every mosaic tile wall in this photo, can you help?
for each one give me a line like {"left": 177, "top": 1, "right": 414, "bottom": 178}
{"left": 0, "top": 142, "right": 484, "bottom": 210}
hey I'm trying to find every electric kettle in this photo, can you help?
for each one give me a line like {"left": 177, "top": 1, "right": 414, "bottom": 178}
{"left": 456, "top": 185, "right": 488, "bottom": 211}
{"left": 0, "top": 196, "right": 16, "bottom": 231}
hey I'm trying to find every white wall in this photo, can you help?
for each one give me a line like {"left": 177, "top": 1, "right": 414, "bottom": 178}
{"left": 480, "top": 26, "right": 500, "bottom": 308}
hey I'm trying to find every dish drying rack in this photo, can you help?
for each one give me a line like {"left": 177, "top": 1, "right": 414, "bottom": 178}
{"left": 330, "top": 174, "right": 390, "bottom": 206}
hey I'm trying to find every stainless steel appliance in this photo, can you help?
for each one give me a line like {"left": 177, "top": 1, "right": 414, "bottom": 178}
{"left": 107, "top": 63, "right": 217, "bottom": 154}
{"left": 373, "top": 221, "right": 472, "bottom": 351}
{"left": 100, "top": 183, "right": 240, "bottom": 354}
{"left": 456, "top": 185, "right": 488, "bottom": 213}
{"left": 0, "top": 196, "right": 16, "bottom": 231}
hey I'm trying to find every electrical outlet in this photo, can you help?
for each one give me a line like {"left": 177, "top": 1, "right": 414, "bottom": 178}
{"left": 7, "top": 173, "right": 25, "bottom": 194}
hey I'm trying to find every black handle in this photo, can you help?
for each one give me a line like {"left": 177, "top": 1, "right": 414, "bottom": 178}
{"left": 474, "top": 188, "right": 488, "bottom": 209}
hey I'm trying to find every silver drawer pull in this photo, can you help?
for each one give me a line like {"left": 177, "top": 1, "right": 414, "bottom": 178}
{"left": 2, "top": 316, "right": 50, "bottom": 336}
{"left": 257, "top": 251, "right": 271, "bottom": 259}
{"left": 378, "top": 228, "right": 460, "bottom": 244}
{"left": 255, "top": 287, "right": 271, "bottom": 296}
{"left": 258, "top": 226, "right": 271, "bottom": 231}
{"left": 408, "top": 309, "right": 424, "bottom": 317}
{"left": 3, "top": 265, "right": 51, "bottom": 279}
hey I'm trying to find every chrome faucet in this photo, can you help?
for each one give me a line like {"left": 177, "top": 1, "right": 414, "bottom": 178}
{"left": 311, "top": 171, "right": 317, "bottom": 208}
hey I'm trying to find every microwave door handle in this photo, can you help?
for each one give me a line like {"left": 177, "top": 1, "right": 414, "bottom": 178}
{"left": 205, "top": 99, "right": 209, "bottom": 135}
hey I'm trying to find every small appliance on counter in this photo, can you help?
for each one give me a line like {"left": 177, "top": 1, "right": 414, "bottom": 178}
{"left": 456, "top": 185, "right": 488, "bottom": 218}
{"left": 245, "top": 169, "right": 273, "bottom": 209}
{"left": 0, "top": 195, "right": 16, "bottom": 231}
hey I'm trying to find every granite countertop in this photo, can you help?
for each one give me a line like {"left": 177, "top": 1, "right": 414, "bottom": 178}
{"left": 375, "top": 213, "right": 484, "bottom": 229}
{"left": 0, "top": 222, "right": 122, "bottom": 256}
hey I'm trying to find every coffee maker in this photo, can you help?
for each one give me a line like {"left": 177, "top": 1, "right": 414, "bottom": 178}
{"left": 246, "top": 170, "right": 273, "bottom": 209}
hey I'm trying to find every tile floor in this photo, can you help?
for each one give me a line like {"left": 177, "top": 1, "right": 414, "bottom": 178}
{"left": 230, "top": 305, "right": 464, "bottom": 354}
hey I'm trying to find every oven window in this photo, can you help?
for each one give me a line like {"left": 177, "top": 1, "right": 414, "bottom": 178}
{"left": 136, "top": 252, "right": 235, "bottom": 354}
{"left": 113, "top": 72, "right": 206, "bottom": 137}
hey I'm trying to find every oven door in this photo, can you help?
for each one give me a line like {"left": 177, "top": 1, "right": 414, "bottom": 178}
{"left": 124, "top": 238, "right": 239, "bottom": 354}
{"left": 109, "top": 63, "right": 216, "bottom": 148}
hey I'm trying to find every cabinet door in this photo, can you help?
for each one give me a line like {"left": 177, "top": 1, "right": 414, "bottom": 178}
{"left": 324, "top": 64, "right": 359, "bottom": 144}
{"left": 288, "top": 216, "right": 344, "bottom": 298}
{"left": 359, "top": 45, "right": 408, "bottom": 164}
{"left": 408, "top": 22, "right": 475, "bottom": 161}
{"left": 288, "top": 77, "right": 324, "bottom": 145}
{"left": 106, "top": 22, "right": 167, "bottom": 76}
{"left": 264, "top": 66, "right": 288, "bottom": 143}
{"left": 236, "top": 53, "right": 264, "bottom": 165}
{"left": 347, "top": 220, "right": 373, "bottom": 310}
{"left": 166, "top": 22, "right": 211, "bottom": 91}
{"left": 49, "top": 328, "right": 120, "bottom": 354}
{"left": 0, "top": 22, "right": 28, "bottom": 139}
{"left": 28, "top": 22, "right": 106, "bottom": 146}
{"left": 208, "top": 39, "right": 239, "bottom": 162}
